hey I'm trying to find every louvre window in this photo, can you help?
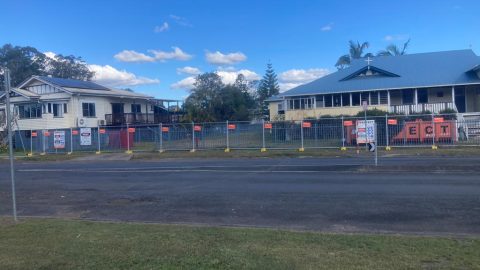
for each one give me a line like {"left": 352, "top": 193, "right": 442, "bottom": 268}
{"left": 82, "top": 103, "right": 96, "bottom": 117}
{"left": 18, "top": 104, "right": 42, "bottom": 119}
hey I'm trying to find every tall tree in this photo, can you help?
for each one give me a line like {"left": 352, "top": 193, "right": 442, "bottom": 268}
{"left": 0, "top": 44, "right": 48, "bottom": 89}
{"left": 184, "top": 72, "right": 255, "bottom": 122}
{"left": 47, "top": 54, "right": 94, "bottom": 80}
{"left": 377, "top": 39, "right": 410, "bottom": 56}
{"left": 256, "top": 63, "right": 280, "bottom": 117}
{"left": 0, "top": 43, "right": 94, "bottom": 90}
{"left": 335, "top": 41, "right": 372, "bottom": 69}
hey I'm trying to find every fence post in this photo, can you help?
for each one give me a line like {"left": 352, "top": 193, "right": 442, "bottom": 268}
{"left": 341, "top": 116, "right": 346, "bottom": 150}
{"left": 225, "top": 120, "right": 230, "bottom": 152}
{"left": 431, "top": 113, "right": 437, "bottom": 149}
{"left": 385, "top": 114, "right": 391, "bottom": 150}
{"left": 261, "top": 119, "right": 266, "bottom": 152}
{"left": 126, "top": 123, "right": 132, "bottom": 154}
{"left": 69, "top": 127, "right": 73, "bottom": 155}
{"left": 28, "top": 129, "right": 33, "bottom": 156}
{"left": 96, "top": 127, "right": 101, "bottom": 154}
{"left": 299, "top": 120, "right": 305, "bottom": 152}
{"left": 41, "top": 130, "right": 46, "bottom": 155}
{"left": 191, "top": 121, "right": 195, "bottom": 152}
{"left": 159, "top": 123, "right": 164, "bottom": 153}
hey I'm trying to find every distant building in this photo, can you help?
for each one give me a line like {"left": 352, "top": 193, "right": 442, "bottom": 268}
{"left": 0, "top": 76, "right": 183, "bottom": 130}
{"left": 267, "top": 49, "right": 480, "bottom": 120}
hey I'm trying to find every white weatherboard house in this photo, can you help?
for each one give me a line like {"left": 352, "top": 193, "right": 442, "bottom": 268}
{"left": 267, "top": 49, "right": 480, "bottom": 120}
{"left": 1, "top": 76, "right": 178, "bottom": 131}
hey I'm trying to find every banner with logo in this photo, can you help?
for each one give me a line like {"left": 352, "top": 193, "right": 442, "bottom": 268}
{"left": 53, "top": 131, "right": 65, "bottom": 149}
{"left": 80, "top": 127, "right": 92, "bottom": 146}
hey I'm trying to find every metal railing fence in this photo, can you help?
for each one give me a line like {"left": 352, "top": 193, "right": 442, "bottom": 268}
{"left": 12, "top": 113, "right": 480, "bottom": 154}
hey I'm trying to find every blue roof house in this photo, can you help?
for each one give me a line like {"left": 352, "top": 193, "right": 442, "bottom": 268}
{"left": 267, "top": 49, "right": 480, "bottom": 120}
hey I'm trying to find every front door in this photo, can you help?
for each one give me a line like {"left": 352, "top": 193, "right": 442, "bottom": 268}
{"left": 455, "top": 86, "right": 466, "bottom": 113}
{"left": 111, "top": 103, "right": 124, "bottom": 125}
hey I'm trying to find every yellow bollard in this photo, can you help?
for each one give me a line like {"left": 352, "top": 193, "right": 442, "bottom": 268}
{"left": 298, "top": 147, "right": 305, "bottom": 152}
{"left": 260, "top": 148, "right": 267, "bottom": 152}
{"left": 224, "top": 148, "right": 231, "bottom": 153}
{"left": 431, "top": 145, "right": 438, "bottom": 150}
{"left": 340, "top": 147, "right": 347, "bottom": 151}
{"left": 385, "top": 146, "right": 392, "bottom": 151}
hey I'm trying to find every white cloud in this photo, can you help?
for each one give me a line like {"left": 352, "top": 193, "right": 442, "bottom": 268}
{"left": 171, "top": 76, "right": 196, "bottom": 89}
{"left": 384, "top": 34, "right": 409, "bottom": 41}
{"left": 321, "top": 23, "right": 333, "bottom": 32}
{"left": 205, "top": 51, "right": 247, "bottom": 65}
{"left": 154, "top": 22, "right": 169, "bottom": 33}
{"left": 169, "top": 14, "right": 192, "bottom": 27}
{"left": 149, "top": 47, "right": 192, "bottom": 61}
{"left": 279, "top": 68, "right": 330, "bottom": 92}
{"left": 114, "top": 47, "right": 192, "bottom": 63}
{"left": 89, "top": 64, "right": 160, "bottom": 87}
{"left": 216, "top": 69, "right": 260, "bottom": 84}
{"left": 170, "top": 69, "right": 260, "bottom": 90}
{"left": 44, "top": 51, "right": 56, "bottom": 59}
{"left": 177, "top": 66, "right": 201, "bottom": 75}
{"left": 114, "top": 50, "right": 155, "bottom": 62}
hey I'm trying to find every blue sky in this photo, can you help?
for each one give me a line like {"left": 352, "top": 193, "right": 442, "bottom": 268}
{"left": 1, "top": 0, "right": 479, "bottom": 100}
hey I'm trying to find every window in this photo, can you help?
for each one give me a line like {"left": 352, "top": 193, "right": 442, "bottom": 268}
{"left": 18, "top": 104, "right": 42, "bottom": 119}
{"left": 131, "top": 104, "right": 141, "bottom": 113}
{"left": 352, "top": 93, "right": 361, "bottom": 106}
{"left": 286, "top": 97, "right": 314, "bottom": 110}
{"left": 333, "top": 94, "right": 342, "bottom": 107}
{"left": 82, "top": 103, "right": 96, "bottom": 117}
{"left": 342, "top": 93, "right": 350, "bottom": 106}
{"left": 418, "top": 89, "right": 428, "bottom": 104}
{"left": 315, "top": 95, "right": 324, "bottom": 108}
{"left": 324, "top": 94, "right": 333, "bottom": 107}
{"left": 53, "top": 104, "right": 63, "bottom": 117}
{"left": 361, "top": 92, "right": 369, "bottom": 105}
{"left": 63, "top": 104, "right": 68, "bottom": 114}
{"left": 370, "top": 91, "right": 379, "bottom": 105}
{"left": 402, "top": 89, "right": 415, "bottom": 104}
{"left": 379, "top": 91, "right": 388, "bottom": 104}
{"left": 47, "top": 103, "right": 52, "bottom": 113}
{"left": 436, "top": 91, "right": 444, "bottom": 98}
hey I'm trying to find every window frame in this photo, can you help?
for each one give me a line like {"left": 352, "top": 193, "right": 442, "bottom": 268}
{"left": 82, "top": 102, "right": 96, "bottom": 118}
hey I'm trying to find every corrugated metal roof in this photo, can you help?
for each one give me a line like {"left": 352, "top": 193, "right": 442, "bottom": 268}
{"left": 37, "top": 76, "right": 110, "bottom": 90}
{"left": 270, "top": 49, "right": 480, "bottom": 100}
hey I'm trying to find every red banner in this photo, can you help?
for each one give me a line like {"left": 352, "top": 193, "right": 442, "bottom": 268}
{"left": 194, "top": 125, "right": 202, "bottom": 131}
{"left": 72, "top": 130, "right": 79, "bottom": 135}
{"left": 387, "top": 119, "right": 398, "bottom": 125}
{"left": 264, "top": 123, "right": 273, "bottom": 129}
{"left": 99, "top": 129, "right": 106, "bottom": 134}
{"left": 434, "top": 117, "right": 444, "bottom": 123}
{"left": 228, "top": 124, "right": 236, "bottom": 130}
{"left": 343, "top": 120, "right": 353, "bottom": 126}
{"left": 128, "top": 128, "right": 135, "bottom": 133}
{"left": 162, "top": 127, "right": 169, "bottom": 132}
{"left": 44, "top": 131, "right": 50, "bottom": 136}
{"left": 302, "top": 122, "right": 312, "bottom": 128}
{"left": 31, "top": 132, "right": 37, "bottom": 137}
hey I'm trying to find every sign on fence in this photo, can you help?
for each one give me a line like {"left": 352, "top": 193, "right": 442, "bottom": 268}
{"left": 264, "top": 123, "right": 272, "bottom": 129}
{"left": 99, "top": 128, "right": 106, "bottom": 134}
{"left": 228, "top": 124, "right": 236, "bottom": 130}
{"left": 302, "top": 122, "right": 312, "bottom": 128}
{"left": 80, "top": 127, "right": 92, "bottom": 146}
{"left": 343, "top": 120, "right": 353, "bottom": 126}
{"left": 356, "top": 120, "right": 375, "bottom": 144}
{"left": 53, "top": 131, "right": 65, "bottom": 149}
{"left": 162, "top": 127, "right": 169, "bottom": 132}
{"left": 194, "top": 125, "right": 202, "bottom": 131}
{"left": 387, "top": 119, "right": 398, "bottom": 125}
{"left": 128, "top": 127, "right": 136, "bottom": 133}
{"left": 72, "top": 130, "right": 79, "bottom": 135}
{"left": 31, "top": 131, "right": 37, "bottom": 137}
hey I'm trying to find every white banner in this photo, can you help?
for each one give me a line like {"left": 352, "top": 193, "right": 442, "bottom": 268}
{"left": 53, "top": 131, "right": 65, "bottom": 149}
{"left": 80, "top": 127, "right": 92, "bottom": 146}
{"left": 356, "top": 120, "right": 375, "bottom": 144}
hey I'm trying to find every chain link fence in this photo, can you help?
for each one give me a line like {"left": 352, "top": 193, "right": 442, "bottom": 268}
{"left": 12, "top": 113, "right": 480, "bottom": 154}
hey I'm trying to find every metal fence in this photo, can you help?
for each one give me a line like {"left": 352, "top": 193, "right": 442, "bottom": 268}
{"left": 13, "top": 114, "right": 480, "bottom": 154}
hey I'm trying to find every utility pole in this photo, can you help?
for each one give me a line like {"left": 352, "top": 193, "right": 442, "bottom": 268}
{"left": 3, "top": 68, "right": 18, "bottom": 222}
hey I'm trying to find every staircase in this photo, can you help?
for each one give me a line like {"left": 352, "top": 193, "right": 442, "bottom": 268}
{"left": 457, "top": 113, "right": 480, "bottom": 139}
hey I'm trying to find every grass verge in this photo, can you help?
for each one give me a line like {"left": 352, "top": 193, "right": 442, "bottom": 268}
{"left": 0, "top": 218, "right": 479, "bottom": 270}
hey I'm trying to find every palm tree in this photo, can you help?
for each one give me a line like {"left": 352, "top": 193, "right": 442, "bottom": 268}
{"left": 377, "top": 39, "right": 410, "bottom": 56}
{"left": 335, "top": 41, "right": 371, "bottom": 69}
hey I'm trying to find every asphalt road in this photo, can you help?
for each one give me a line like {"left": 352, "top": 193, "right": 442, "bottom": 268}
{"left": 1, "top": 156, "right": 480, "bottom": 235}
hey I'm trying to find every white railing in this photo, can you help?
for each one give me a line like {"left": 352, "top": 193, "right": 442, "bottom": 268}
{"left": 389, "top": 102, "right": 456, "bottom": 115}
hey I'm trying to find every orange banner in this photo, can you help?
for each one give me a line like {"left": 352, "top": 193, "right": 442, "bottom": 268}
{"left": 302, "top": 122, "right": 312, "bottom": 128}
{"left": 162, "top": 127, "right": 169, "bottom": 132}
{"left": 128, "top": 128, "right": 135, "bottom": 133}
{"left": 264, "top": 123, "right": 273, "bottom": 129}
{"left": 387, "top": 119, "right": 398, "bottom": 125}
{"left": 194, "top": 125, "right": 202, "bottom": 131}
{"left": 228, "top": 124, "right": 236, "bottom": 130}
{"left": 343, "top": 120, "right": 353, "bottom": 126}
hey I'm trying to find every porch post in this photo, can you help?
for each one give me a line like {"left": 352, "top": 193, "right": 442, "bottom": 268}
{"left": 414, "top": 88, "right": 418, "bottom": 105}
{"left": 387, "top": 90, "right": 391, "bottom": 112}
{"left": 349, "top": 93, "right": 353, "bottom": 107}
{"left": 451, "top": 86, "right": 455, "bottom": 106}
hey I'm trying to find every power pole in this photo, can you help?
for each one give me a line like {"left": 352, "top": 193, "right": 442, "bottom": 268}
{"left": 3, "top": 68, "right": 18, "bottom": 222}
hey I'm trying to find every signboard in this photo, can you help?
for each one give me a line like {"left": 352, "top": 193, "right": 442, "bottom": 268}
{"left": 128, "top": 128, "right": 136, "bottom": 133}
{"left": 99, "top": 129, "right": 106, "bottom": 134}
{"left": 44, "top": 131, "right": 50, "bottom": 137}
{"left": 434, "top": 117, "right": 444, "bottom": 123}
{"left": 31, "top": 131, "right": 38, "bottom": 137}
{"left": 356, "top": 120, "right": 376, "bottom": 144}
{"left": 264, "top": 123, "right": 272, "bottom": 129}
{"left": 72, "top": 130, "right": 79, "bottom": 135}
{"left": 362, "top": 100, "right": 368, "bottom": 111}
{"left": 368, "top": 142, "right": 376, "bottom": 152}
{"left": 387, "top": 119, "right": 398, "bottom": 125}
{"left": 194, "top": 125, "right": 202, "bottom": 131}
{"left": 227, "top": 124, "right": 236, "bottom": 130}
{"left": 53, "top": 131, "right": 65, "bottom": 149}
{"left": 162, "top": 127, "right": 169, "bottom": 132}
{"left": 302, "top": 122, "right": 312, "bottom": 128}
{"left": 80, "top": 127, "right": 92, "bottom": 146}
{"left": 343, "top": 120, "right": 353, "bottom": 126}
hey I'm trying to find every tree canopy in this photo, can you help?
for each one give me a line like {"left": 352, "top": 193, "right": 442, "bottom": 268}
{"left": 256, "top": 63, "right": 280, "bottom": 118}
{"left": 0, "top": 44, "right": 94, "bottom": 90}
{"left": 184, "top": 72, "right": 255, "bottom": 122}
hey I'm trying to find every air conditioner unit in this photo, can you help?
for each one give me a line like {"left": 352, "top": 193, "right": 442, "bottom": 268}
{"left": 77, "top": 117, "right": 87, "bottom": 127}
{"left": 97, "top": 119, "right": 106, "bottom": 126}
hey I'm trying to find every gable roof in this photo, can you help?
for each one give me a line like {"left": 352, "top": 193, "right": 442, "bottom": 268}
{"left": 18, "top": 76, "right": 153, "bottom": 100}
{"left": 270, "top": 49, "right": 480, "bottom": 100}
